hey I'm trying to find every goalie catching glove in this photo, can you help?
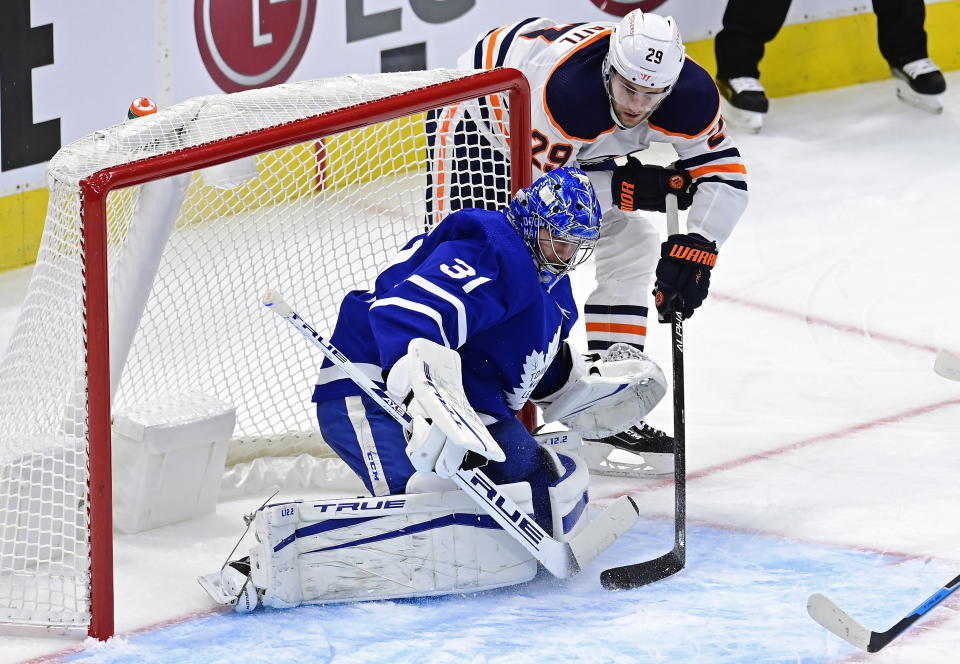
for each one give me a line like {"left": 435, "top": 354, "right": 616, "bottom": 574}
{"left": 536, "top": 343, "right": 667, "bottom": 439}
{"left": 612, "top": 156, "right": 693, "bottom": 213}
{"left": 387, "top": 338, "right": 505, "bottom": 478}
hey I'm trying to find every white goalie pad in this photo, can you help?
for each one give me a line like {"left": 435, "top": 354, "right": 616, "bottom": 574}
{"left": 533, "top": 430, "right": 583, "bottom": 456}
{"left": 243, "top": 484, "right": 537, "bottom": 608}
{"left": 541, "top": 447, "right": 590, "bottom": 542}
{"left": 539, "top": 350, "right": 667, "bottom": 439}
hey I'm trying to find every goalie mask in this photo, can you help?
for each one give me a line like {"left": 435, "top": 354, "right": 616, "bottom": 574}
{"left": 604, "top": 10, "right": 685, "bottom": 127}
{"left": 508, "top": 167, "right": 602, "bottom": 278}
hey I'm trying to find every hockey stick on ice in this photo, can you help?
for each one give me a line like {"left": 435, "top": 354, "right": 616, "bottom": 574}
{"left": 807, "top": 572, "right": 960, "bottom": 652}
{"left": 934, "top": 348, "right": 960, "bottom": 381}
{"left": 263, "top": 289, "right": 639, "bottom": 579}
{"left": 600, "top": 193, "right": 687, "bottom": 590}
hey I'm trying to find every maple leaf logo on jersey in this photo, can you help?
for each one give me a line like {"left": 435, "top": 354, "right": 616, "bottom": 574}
{"left": 504, "top": 326, "right": 563, "bottom": 412}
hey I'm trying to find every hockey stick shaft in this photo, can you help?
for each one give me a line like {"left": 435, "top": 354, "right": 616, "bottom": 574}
{"left": 263, "top": 290, "right": 636, "bottom": 578}
{"left": 666, "top": 192, "right": 687, "bottom": 569}
{"left": 262, "top": 290, "right": 411, "bottom": 425}
{"left": 808, "top": 572, "right": 960, "bottom": 652}
{"left": 600, "top": 193, "right": 687, "bottom": 590}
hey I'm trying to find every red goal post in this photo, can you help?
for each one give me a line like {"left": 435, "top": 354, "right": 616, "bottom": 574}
{"left": 0, "top": 68, "right": 531, "bottom": 640}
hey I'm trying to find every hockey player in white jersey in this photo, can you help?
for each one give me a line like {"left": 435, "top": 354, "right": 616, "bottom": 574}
{"left": 199, "top": 168, "right": 665, "bottom": 612}
{"left": 449, "top": 10, "right": 748, "bottom": 475}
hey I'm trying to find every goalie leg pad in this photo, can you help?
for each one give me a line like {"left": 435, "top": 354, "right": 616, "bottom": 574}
{"left": 541, "top": 447, "right": 590, "bottom": 542}
{"left": 247, "top": 486, "right": 538, "bottom": 608}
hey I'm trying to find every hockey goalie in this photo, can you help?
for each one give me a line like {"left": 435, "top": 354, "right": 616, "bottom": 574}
{"left": 199, "top": 167, "right": 667, "bottom": 611}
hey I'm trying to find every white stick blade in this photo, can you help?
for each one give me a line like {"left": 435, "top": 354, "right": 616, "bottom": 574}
{"left": 807, "top": 592, "right": 871, "bottom": 651}
{"left": 568, "top": 496, "right": 639, "bottom": 569}
{"left": 934, "top": 348, "right": 960, "bottom": 381}
{"left": 262, "top": 289, "right": 293, "bottom": 318}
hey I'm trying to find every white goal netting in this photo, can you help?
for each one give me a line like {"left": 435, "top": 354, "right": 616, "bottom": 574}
{"left": 0, "top": 69, "right": 524, "bottom": 634}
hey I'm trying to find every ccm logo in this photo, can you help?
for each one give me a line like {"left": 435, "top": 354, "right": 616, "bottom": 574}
{"left": 366, "top": 450, "right": 381, "bottom": 481}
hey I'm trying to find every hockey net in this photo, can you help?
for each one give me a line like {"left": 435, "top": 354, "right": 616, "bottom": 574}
{"left": 0, "top": 69, "right": 530, "bottom": 638}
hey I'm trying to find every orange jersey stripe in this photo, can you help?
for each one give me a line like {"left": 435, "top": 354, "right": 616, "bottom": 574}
{"left": 689, "top": 163, "right": 747, "bottom": 179}
{"left": 585, "top": 322, "right": 648, "bottom": 336}
{"left": 432, "top": 104, "right": 460, "bottom": 224}
{"left": 483, "top": 28, "right": 510, "bottom": 141}
{"left": 484, "top": 28, "right": 505, "bottom": 69}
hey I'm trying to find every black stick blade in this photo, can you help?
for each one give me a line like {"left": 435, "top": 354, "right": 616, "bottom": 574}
{"left": 600, "top": 550, "right": 684, "bottom": 591}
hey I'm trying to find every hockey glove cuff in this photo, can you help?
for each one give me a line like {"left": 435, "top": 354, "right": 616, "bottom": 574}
{"left": 612, "top": 157, "right": 693, "bottom": 213}
{"left": 653, "top": 233, "right": 718, "bottom": 323}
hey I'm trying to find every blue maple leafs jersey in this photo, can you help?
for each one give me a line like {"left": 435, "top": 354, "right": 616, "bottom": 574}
{"left": 312, "top": 208, "right": 577, "bottom": 421}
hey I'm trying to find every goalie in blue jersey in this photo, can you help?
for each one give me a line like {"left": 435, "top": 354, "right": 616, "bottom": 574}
{"left": 200, "top": 167, "right": 667, "bottom": 612}
{"left": 311, "top": 166, "right": 664, "bottom": 500}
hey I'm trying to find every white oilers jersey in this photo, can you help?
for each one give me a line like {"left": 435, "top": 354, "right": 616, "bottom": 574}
{"left": 457, "top": 18, "right": 748, "bottom": 245}
{"left": 312, "top": 208, "right": 577, "bottom": 421}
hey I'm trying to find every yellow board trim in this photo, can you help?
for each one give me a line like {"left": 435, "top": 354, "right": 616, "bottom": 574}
{"left": 686, "top": 0, "right": 960, "bottom": 98}
{"left": 0, "top": 189, "right": 47, "bottom": 271}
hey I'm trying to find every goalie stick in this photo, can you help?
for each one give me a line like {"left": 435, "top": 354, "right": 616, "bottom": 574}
{"left": 600, "top": 193, "right": 687, "bottom": 591}
{"left": 807, "top": 572, "right": 960, "bottom": 652}
{"left": 262, "top": 289, "right": 639, "bottom": 580}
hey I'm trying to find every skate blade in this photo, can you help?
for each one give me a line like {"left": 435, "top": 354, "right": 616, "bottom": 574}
{"left": 582, "top": 442, "right": 674, "bottom": 478}
{"left": 894, "top": 81, "right": 944, "bottom": 114}
{"left": 720, "top": 99, "right": 764, "bottom": 133}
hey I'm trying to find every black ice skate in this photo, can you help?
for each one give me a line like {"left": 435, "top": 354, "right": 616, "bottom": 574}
{"left": 717, "top": 77, "right": 768, "bottom": 133}
{"left": 891, "top": 58, "right": 946, "bottom": 114}
{"left": 583, "top": 422, "right": 675, "bottom": 478}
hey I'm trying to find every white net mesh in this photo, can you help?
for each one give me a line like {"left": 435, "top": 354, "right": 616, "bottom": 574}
{"left": 0, "top": 69, "right": 518, "bottom": 631}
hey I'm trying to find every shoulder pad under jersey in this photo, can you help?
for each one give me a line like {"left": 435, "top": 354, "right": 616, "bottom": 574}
{"left": 648, "top": 58, "right": 721, "bottom": 138}
{"left": 542, "top": 32, "right": 616, "bottom": 142}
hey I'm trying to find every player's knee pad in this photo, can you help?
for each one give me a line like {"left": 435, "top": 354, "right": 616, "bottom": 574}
{"left": 540, "top": 446, "right": 590, "bottom": 542}
{"left": 247, "top": 484, "right": 538, "bottom": 608}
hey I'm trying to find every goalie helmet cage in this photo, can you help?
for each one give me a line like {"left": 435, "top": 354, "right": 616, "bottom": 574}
{"left": 0, "top": 68, "right": 531, "bottom": 640}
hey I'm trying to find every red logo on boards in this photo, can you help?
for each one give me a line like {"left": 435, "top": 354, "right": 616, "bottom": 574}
{"left": 195, "top": 0, "right": 317, "bottom": 93}
{"left": 586, "top": 1, "right": 669, "bottom": 17}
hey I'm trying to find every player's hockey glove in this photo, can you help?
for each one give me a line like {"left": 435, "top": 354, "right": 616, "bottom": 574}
{"left": 653, "top": 233, "right": 718, "bottom": 322}
{"left": 612, "top": 157, "right": 693, "bottom": 213}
